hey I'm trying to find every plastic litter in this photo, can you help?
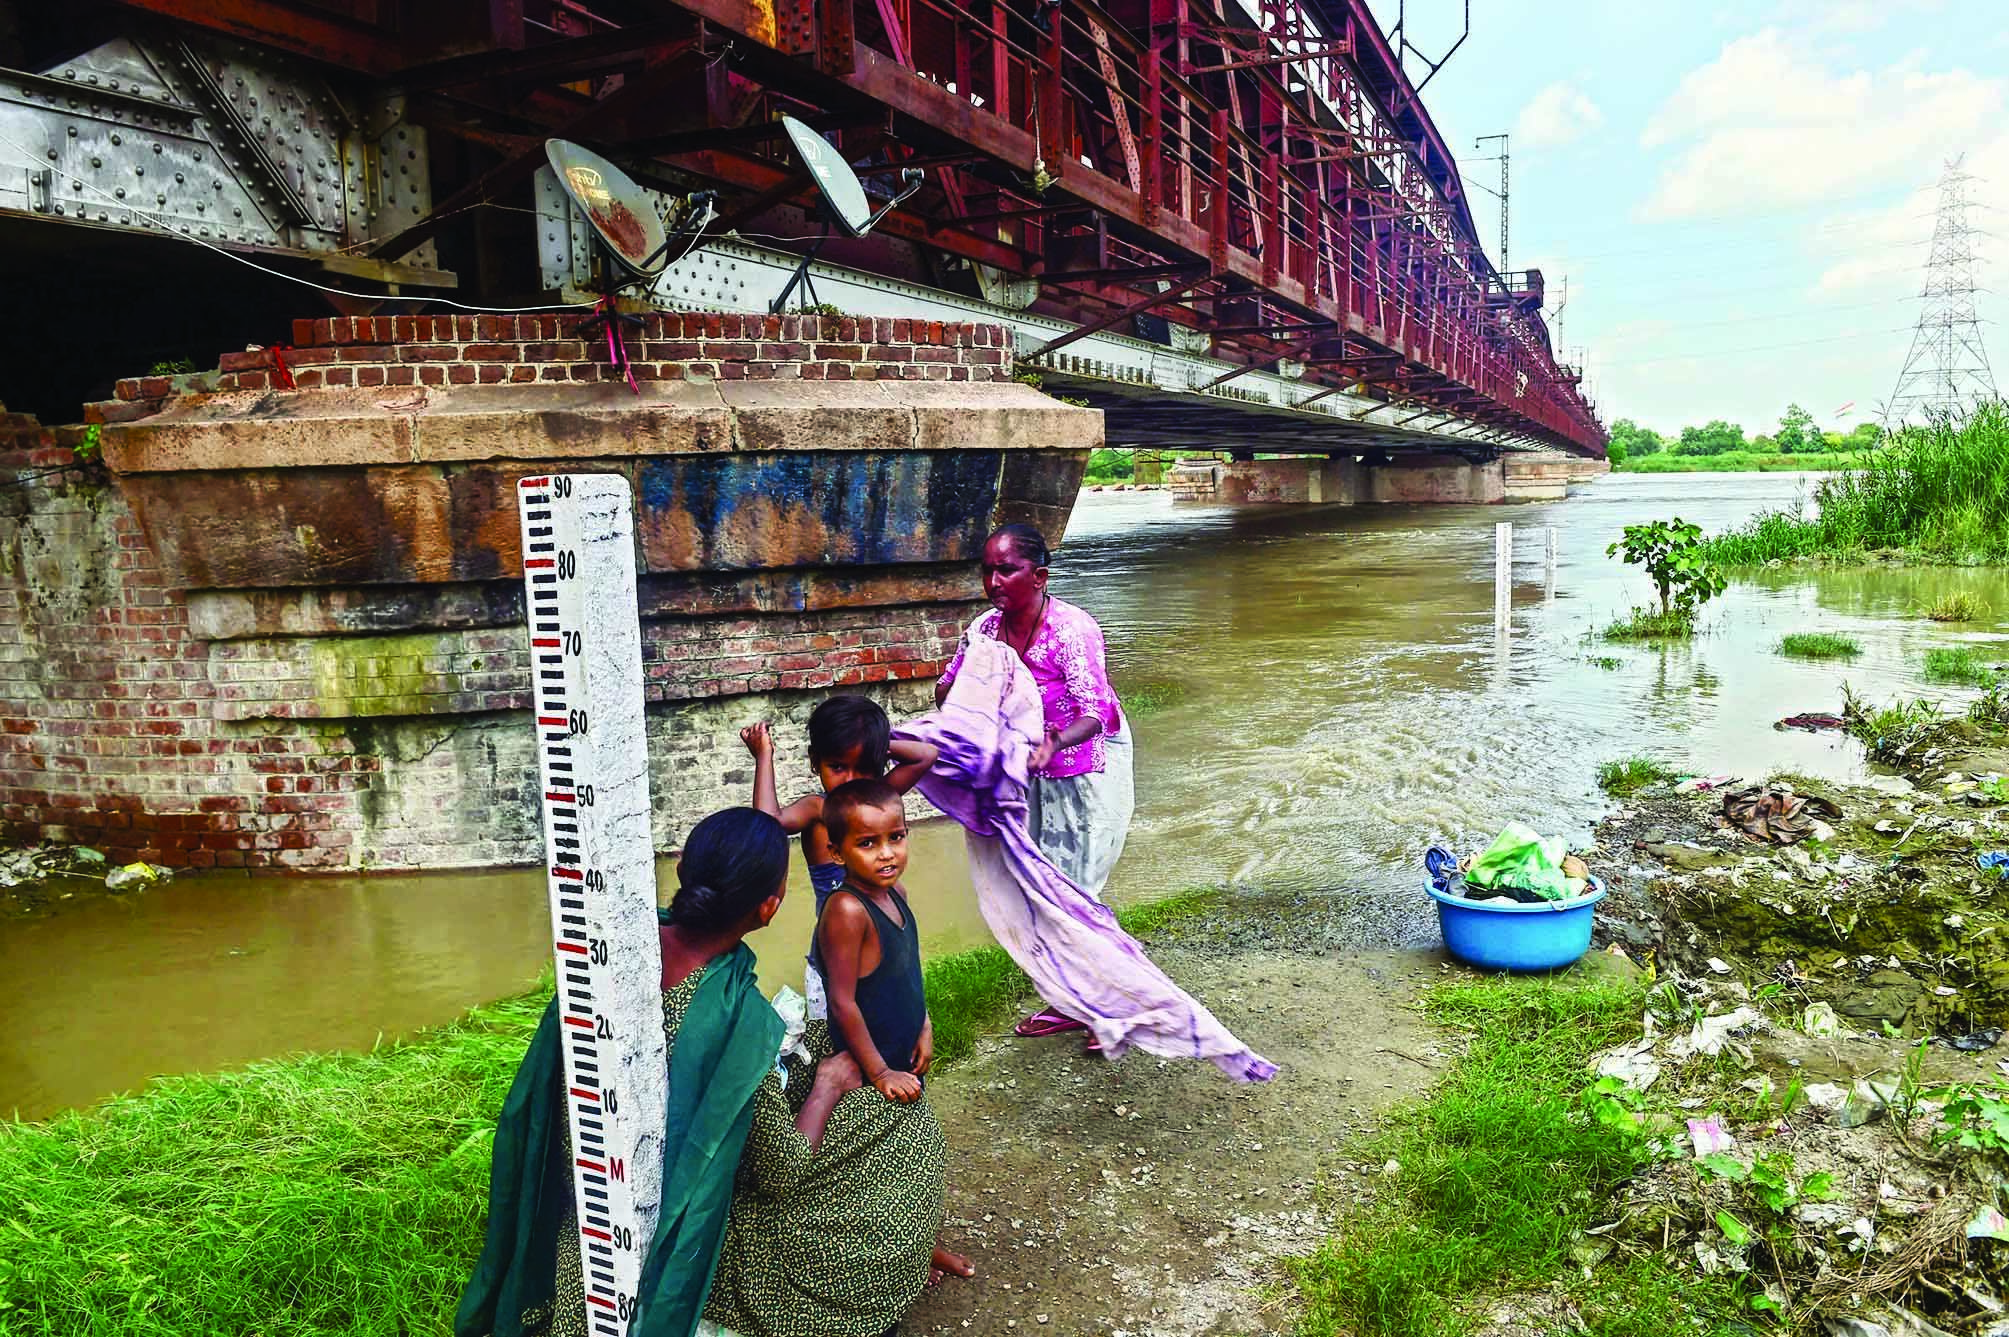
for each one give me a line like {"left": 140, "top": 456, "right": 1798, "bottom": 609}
{"left": 104, "top": 862, "right": 166, "bottom": 892}
{"left": 1979, "top": 852, "right": 2009, "bottom": 879}
{"left": 1687, "top": 1117, "right": 1735, "bottom": 1156}
{"left": 1801, "top": 1001, "right": 1842, "bottom": 1038}
{"left": 1668, "top": 1006, "right": 1764, "bottom": 1061}
{"left": 1949, "top": 1027, "right": 2005, "bottom": 1053}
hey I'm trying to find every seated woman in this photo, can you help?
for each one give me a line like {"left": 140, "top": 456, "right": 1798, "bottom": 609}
{"left": 456, "top": 806, "right": 947, "bottom": 1337}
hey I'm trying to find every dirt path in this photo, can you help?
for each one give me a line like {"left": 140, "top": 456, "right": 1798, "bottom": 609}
{"left": 907, "top": 913, "right": 1450, "bottom": 1337}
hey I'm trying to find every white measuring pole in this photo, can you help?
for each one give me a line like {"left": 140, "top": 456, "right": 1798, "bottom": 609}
{"left": 518, "top": 473, "right": 667, "bottom": 1336}
{"left": 1544, "top": 526, "right": 1559, "bottom": 601}
{"left": 1493, "top": 521, "right": 1513, "bottom": 630}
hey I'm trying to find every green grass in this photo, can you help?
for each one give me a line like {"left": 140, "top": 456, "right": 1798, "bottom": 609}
{"left": 1596, "top": 756, "right": 1674, "bottom": 797}
{"left": 1922, "top": 645, "right": 2004, "bottom": 686}
{"left": 1922, "top": 591, "right": 1988, "bottom": 622}
{"left": 0, "top": 991, "right": 540, "bottom": 1336}
{"left": 1290, "top": 976, "right": 1740, "bottom": 1337}
{"left": 1701, "top": 405, "right": 2009, "bottom": 564}
{"left": 1778, "top": 631, "right": 1862, "bottom": 659}
{"left": 1602, "top": 607, "right": 1695, "bottom": 642}
{"left": 1616, "top": 449, "right": 1863, "bottom": 474}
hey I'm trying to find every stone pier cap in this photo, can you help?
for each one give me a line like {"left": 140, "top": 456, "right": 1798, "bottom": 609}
{"left": 92, "top": 313, "right": 1098, "bottom": 595}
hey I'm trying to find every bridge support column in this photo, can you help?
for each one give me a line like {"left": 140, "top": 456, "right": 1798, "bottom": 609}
{"left": 1501, "top": 455, "right": 1574, "bottom": 502}
{"left": 1367, "top": 454, "right": 1505, "bottom": 505}
{"left": 1213, "top": 456, "right": 1363, "bottom": 504}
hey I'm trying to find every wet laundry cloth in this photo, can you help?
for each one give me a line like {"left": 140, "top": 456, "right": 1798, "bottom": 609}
{"left": 1979, "top": 852, "right": 2009, "bottom": 879}
{"left": 895, "top": 639, "right": 1275, "bottom": 1083}
{"left": 1465, "top": 822, "right": 1573, "bottom": 902}
{"left": 1424, "top": 846, "right": 1463, "bottom": 894}
{"left": 1775, "top": 713, "right": 1846, "bottom": 733}
{"left": 1721, "top": 784, "right": 1843, "bottom": 845}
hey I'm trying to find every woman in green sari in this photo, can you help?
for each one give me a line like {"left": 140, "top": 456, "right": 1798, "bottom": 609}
{"left": 456, "top": 807, "right": 947, "bottom": 1337}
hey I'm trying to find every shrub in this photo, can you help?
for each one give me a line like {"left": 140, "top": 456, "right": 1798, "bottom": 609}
{"left": 1607, "top": 519, "right": 1726, "bottom": 623}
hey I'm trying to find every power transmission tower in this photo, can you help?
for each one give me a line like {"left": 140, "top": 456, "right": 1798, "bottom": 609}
{"left": 1884, "top": 155, "right": 1998, "bottom": 425}
{"left": 1473, "top": 133, "right": 1509, "bottom": 275}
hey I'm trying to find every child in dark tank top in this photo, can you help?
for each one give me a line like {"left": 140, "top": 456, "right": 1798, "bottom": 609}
{"left": 810, "top": 777, "right": 930, "bottom": 1101}
{"left": 811, "top": 776, "right": 978, "bottom": 1286}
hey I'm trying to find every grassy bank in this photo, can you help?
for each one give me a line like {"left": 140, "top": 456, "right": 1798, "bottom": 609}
{"left": 0, "top": 888, "right": 1223, "bottom": 1335}
{"left": 0, "top": 993, "right": 536, "bottom": 1335}
{"left": 1616, "top": 449, "right": 1862, "bottom": 474}
{"left": 1702, "top": 406, "right": 2009, "bottom": 564}
{"left": 1290, "top": 975, "right": 1741, "bottom": 1336}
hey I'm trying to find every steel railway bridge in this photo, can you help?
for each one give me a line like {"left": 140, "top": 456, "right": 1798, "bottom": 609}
{"left": 0, "top": 0, "right": 1603, "bottom": 458}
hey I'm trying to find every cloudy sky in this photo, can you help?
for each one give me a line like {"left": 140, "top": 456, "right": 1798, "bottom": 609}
{"left": 1361, "top": 0, "right": 2008, "bottom": 436}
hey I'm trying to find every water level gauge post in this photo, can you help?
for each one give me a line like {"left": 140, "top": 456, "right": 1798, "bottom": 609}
{"left": 517, "top": 472, "right": 668, "bottom": 1335}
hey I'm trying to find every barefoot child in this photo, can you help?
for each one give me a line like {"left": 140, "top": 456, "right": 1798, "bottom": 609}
{"left": 741, "top": 697, "right": 938, "bottom": 1018}
{"left": 812, "top": 778, "right": 973, "bottom": 1286}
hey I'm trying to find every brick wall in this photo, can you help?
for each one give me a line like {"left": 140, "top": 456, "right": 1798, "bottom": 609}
{"left": 89, "top": 310, "right": 1011, "bottom": 424}
{"left": 0, "top": 411, "right": 961, "bottom": 870}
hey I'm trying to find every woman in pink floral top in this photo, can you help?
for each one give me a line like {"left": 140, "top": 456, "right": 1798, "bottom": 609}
{"left": 936, "top": 523, "right": 1136, "bottom": 1042}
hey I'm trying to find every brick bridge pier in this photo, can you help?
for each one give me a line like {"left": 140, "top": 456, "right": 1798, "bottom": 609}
{"left": 0, "top": 313, "right": 1094, "bottom": 871}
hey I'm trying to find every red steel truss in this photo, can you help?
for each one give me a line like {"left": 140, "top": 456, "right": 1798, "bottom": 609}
{"left": 103, "top": 0, "right": 1603, "bottom": 453}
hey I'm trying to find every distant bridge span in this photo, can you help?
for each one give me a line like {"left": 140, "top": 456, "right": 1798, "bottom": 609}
{"left": 1, "top": 0, "right": 1602, "bottom": 456}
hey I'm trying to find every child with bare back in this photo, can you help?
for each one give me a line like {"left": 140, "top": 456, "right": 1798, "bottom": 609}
{"left": 741, "top": 696, "right": 938, "bottom": 1019}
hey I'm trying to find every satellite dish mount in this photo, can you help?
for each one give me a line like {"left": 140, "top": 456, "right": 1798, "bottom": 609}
{"left": 771, "top": 116, "right": 925, "bottom": 314}
{"left": 545, "top": 139, "right": 715, "bottom": 393}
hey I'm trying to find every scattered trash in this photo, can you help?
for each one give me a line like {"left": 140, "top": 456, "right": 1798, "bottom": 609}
{"left": 104, "top": 862, "right": 168, "bottom": 892}
{"left": 1835, "top": 1080, "right": 1887, "bottom": 1130}
{"left": 1979, "top": 851, "right": 2009, "bottom": 879}
{"left": 1949, "top": 1027, "right": 2005, "bottom": 1052}
{"left": 1721, "top": 783, "right": 1844, "bottom": 845}
{"left": 1776, "top": 712, "right": 1846, "bottom": 733}
{"left": 1802, "top": 1081, "right": 1849, "bottom": 1115}
{"left": 1688, "top": 1117, "right": 1735, "bottom": 1156}
{"left": 1969, "top": 1206, "right": 2009, "bottom": 1241}
{"left": 1675, "top": 775, "right": 1739, "bottom": 793}
{"left": 1668, "top": 1007, "right": 1764, "bottom": 1061}
{"left": 1706, "top": 957, "right": 1732, "bottom": 975}
{"left": 1594, "top": 1041, "right": 1661, "bottom": 1092}
{"left": 1802, "top": 1001, "right": 1841, "bottom": 1037}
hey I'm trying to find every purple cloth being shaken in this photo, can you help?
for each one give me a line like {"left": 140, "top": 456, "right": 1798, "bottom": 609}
{"left": 895, "top": 639, "right": 1276, "bottom": 1083}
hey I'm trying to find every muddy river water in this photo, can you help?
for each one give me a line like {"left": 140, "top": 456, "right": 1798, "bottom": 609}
{"left": 7, "top": 472, "right": 2009, "bottom": 1119}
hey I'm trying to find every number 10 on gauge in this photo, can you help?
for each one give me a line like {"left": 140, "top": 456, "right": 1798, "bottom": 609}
{"left": 517, "top": 473, "right": 667, "bottom": 1335}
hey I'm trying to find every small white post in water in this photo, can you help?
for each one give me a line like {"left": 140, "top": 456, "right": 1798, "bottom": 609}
{"left": 1493, "top": 521, "right": 1513, "bottom": 630}
{"left": 1544, "top": 526, "right": 1559, "bottom": 601}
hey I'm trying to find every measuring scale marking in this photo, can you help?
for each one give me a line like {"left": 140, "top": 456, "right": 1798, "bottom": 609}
{"left": 518, "top": 473, "right": 667, "bottom": 1335}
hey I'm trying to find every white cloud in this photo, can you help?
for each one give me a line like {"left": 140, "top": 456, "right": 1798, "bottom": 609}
{"left": 1513, "top": 83, "right": 1604, "bottom": 149}
{"left": 1636, "top": 29, "right": 2002, "bottom": 220}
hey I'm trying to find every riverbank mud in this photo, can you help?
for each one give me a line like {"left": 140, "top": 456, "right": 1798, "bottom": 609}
{"left": 910, "top": 900, "right": 1450, "bottom": 1337}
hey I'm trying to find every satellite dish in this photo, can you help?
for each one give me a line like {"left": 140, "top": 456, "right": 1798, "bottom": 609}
{"left": 783, "top": 117, "right": 875, "bottom": 239}
{"left": 769, "top": 116, "right": 927, "bottom": 312}
{"left": 542, "top": 139, "right": 715, "bottom": 394}
{"left": 546, "top": 139, "right": 671, "bottom": 281}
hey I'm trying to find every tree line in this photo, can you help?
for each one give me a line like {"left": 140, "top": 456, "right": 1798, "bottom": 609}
{"left": 1608, "top": 405, "right": 1882, "bottom": 464}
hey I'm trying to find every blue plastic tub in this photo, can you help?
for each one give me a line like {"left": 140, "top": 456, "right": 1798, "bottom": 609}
{"left": 1426, "top": 876, "right": 1605, "bottom": 972}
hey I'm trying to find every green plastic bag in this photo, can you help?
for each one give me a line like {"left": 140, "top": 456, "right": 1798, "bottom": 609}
{"left": 1466, "top": 822, "right": 1572, "bottom": 902}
